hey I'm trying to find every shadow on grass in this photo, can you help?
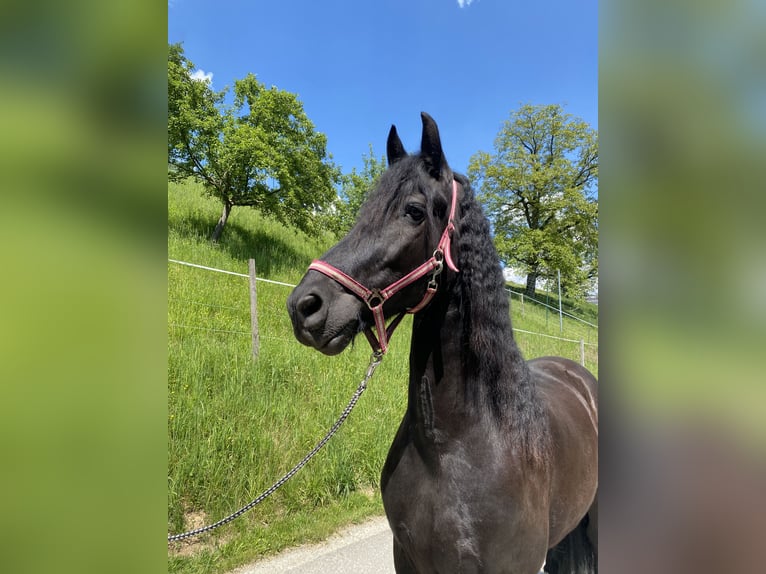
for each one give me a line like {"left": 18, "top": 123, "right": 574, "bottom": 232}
{"left": 169, "top": 214, "right": 313, "bottom": 279}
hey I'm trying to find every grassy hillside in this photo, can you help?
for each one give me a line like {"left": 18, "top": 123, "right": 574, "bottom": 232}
{"left": 167, "top": 179, "right": 598, "bottom": 573}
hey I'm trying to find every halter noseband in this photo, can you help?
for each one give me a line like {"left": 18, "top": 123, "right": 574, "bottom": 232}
{"left": 308, "top": 179, "right": 460, "bottom": 355}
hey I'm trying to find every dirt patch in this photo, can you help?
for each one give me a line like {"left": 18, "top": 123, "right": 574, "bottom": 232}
{"left": 359, "top": 485, "right": 377, "bottom": 499}
{"left": 168, "top": 510, "right": 235, "bottom": 557}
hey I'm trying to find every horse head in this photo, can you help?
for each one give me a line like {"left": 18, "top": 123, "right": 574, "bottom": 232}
{"left": 287, "top": 112, "right": 460, "bottom": 355}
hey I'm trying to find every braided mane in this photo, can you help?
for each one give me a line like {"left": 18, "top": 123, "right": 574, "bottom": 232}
{"left": 453, "top": 173, "right": 549, "bottom": 461}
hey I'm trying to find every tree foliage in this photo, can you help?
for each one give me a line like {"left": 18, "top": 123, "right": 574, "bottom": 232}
{"left": 468, "top": 104, "right": 598, "bottom": 299}
{"left": 168, "top": 43, "right": 339, "bottom": 241}
{"left": 327, "top": 145, "right": 387, "bottom": 237}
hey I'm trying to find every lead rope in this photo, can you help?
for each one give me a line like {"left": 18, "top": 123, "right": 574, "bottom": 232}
{"left": 168, "top": 351, "right": 384, "bottom": 543}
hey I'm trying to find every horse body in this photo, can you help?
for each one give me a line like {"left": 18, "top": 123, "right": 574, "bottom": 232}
{"left": 380, "top": 319, "right": 553, "bottom": 573}
{"left": 530, "top": 357, "right": 599, "bottom": 547}
{"left": 379, "top": 273, "right": 597, "bottom": 573}
{"left": 287, "top": 113, "right": 597, "bottom": 573}
{"left": 383, "top": 419, "right": 552, "bottom": 573}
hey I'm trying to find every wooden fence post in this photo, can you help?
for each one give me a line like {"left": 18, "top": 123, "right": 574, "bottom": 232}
{"left": 248, "top": 258, "right": 260, "bottom": 360}
{"left": 580, "top": 339, "right": 585, "bottom": 366}
{"left": 520, "top": 292, "right": 525, "bottom": 317}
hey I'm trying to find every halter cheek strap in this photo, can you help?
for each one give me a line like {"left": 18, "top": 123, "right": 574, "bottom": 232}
{"left": 308, "top": 179, "right": 460, "bottom": 355}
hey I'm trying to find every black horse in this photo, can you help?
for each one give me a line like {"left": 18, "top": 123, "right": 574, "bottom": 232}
{"left": 287, "top": 113, "right": 598, "bottom": 573}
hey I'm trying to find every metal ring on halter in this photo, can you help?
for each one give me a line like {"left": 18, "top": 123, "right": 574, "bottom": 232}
{"left": 366, "top": 289, "right": 384, "bottom": 309}
{"left": 431, "top": 252, "right": 444, "bottom": 276}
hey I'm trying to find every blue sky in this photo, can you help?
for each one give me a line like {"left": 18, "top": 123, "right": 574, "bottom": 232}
{"left": 168, "top": 0, "right": 597, "bottom": 176}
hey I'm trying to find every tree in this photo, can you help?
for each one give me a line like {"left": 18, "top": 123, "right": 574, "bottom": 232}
{"left": 329, "top": 145, "right": 387, "bottom": 237}
{"left": 168, "top": 43, "right": 339, "bottom": 241}
{"left": 468, "top": 104, "right": 598, "bottom": 299}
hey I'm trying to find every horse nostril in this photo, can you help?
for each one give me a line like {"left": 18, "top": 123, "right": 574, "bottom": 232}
{"left": 297, "top": 293, "right": 322, "bottom": 318}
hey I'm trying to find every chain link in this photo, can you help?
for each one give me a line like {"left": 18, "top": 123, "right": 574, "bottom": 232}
{"left": 168, "top": 351, "right": 384, "bottom": 543}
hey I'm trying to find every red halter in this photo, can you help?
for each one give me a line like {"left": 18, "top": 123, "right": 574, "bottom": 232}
{"left": 308, "top": 179, "right": 460, "bottom": 355}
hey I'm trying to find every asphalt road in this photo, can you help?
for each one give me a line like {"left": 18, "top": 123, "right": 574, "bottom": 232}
{"left": 230, "top": 516, "right": 395, "bottom": 574}
{"left": 229, "top": 517, "right": 548, "bottom": 573}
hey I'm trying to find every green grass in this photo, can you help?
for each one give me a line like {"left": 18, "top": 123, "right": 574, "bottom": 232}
{"left": 167, "top": 179, "right": 598, "bottom": 573}
{"left": 506, "top": 283, "right": 599, "bottom": 325}
{"left": 508, "top": 289, "right": 599, "bottom": 375}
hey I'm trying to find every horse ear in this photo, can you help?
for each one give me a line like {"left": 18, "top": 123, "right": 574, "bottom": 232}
{"left": 387, "top": 125, "right": 407, "bottom": 166}
{"left": 420, "top": 112, "right": 445, "bottom": 178}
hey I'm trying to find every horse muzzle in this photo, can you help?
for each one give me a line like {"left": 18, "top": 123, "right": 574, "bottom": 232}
{"left": 287, "top": 275, "right": 362, "bottom": 355}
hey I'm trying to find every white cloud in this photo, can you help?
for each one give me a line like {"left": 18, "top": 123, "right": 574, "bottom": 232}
{"left": 190, "top": 69, "right": 213, "bottom": 84}
{"left": 457, "top": 0, "right": 476, "bottom": 7}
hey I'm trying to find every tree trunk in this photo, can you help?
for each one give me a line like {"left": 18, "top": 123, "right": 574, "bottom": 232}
{"left": 211, "top": 200, "right": 232, "bottom": 242}
{"left": 525, "top": 271, "right": 538, "bottom": 298}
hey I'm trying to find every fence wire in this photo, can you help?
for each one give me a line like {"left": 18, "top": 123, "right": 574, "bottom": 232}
{"left": 168, "top": 258, "right": 598, "bottom": 360}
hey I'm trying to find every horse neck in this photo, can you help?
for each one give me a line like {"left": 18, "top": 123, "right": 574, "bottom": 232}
{"left": 406, "top": 274, "right": 529, "bottom": 440}
{"left": 405, "top": 184, "right": 534, "bottom": 441}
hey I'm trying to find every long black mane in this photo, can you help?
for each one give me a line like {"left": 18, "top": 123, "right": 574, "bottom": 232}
{"left": 452, "top": 172, "right": 549, "bottom": 462}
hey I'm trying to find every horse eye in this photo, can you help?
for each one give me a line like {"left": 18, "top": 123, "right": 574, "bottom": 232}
{"left": 405, "top": 203, "right": 426, "bottom": 223}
